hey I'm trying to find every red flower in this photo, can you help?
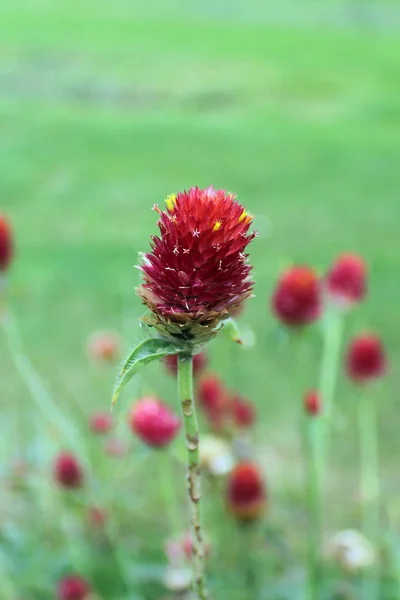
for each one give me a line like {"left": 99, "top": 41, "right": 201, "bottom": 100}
{"left": 137, "top": 187, "right": 255, "bottom": 345}
{"left": 326, "top": 253, "right": 367, "bottom": 304}
{"left": 230, "top": 395, "right": 256, "bottom": 428}
{"left": 57, "top": 575, "right": 91, "bottom": 600}
{"left": 226, "top": 462, "right": 266, "bottom": 521}
{"left": 164, "top": 351, "right": 207, "bottom": 376}
{"left": 129, "top": 397, "right": 181, "bottom": 448}
{"left": 0, "top": 215, "right": 12, "bottom": 272}
{"left": 87, "top": 330, "right": 121, "bottom": 363}
{"left": 197, "top": 374, "right": 230, "bottom": 431}
{"left": 346, "top": 334, "right": 386, "bottom": 382}
{"left": 272, "top": 265, "right": 321, "bottom": 327}
{"left": 304, "top": 390, "right": 321, "bottom": 416}
{"left": 89, "top": 411, "right": 113, "bottom": 434}
{"left": 54, "top": 453, "right": 83, "bottom": 489}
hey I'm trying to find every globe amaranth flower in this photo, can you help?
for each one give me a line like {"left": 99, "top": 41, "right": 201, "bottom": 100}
{"left": 0, "top": 215, "right": 12, "bottom": 272}
{"left": 197, "top": 374, "right": 230, "bottom": 432}
{"left": 326, "top": 253, "right": 367, "bottom": 304}
{"left": 129, "top": 397, "right": 181, "bottom": 448}
{"left": 164, "top": 351, "right": 207, "bottom": 376}
{"left": 346, "top": 334, "right": 386, "bottom": 382}
{"left": 304, "top": 390, "right": 321, "bottom": 416}
{"left": 272, "top": 265, "right": 321, "bottom": 327}
{"left": 89, "top": 411, "right": 113, "bottom": 434}
{"left": 54, "top": 453, "right": 83, "bottom": 489}
{"left": 226, "top": 462, "right": 266, "bottom": 521}
{"left": 230, "top": 394, "right": 256, "bottom": 428}
{"left": 137, "top": 187, "right": 255, "bottom": 347}
{"left": 57, "top": 575, "right": 91, "bottom": 600}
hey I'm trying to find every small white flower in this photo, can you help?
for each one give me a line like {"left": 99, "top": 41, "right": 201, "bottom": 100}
{"left": 200, "top": 435, "right": 235, "bottom": 477}
{"left": 327, "top": 529, "right": 376, "bottom": 572}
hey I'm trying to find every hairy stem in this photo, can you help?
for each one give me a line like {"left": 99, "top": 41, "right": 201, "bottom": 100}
{"left": 178, "top": 354, "right": 209, "bottom": 600}
{"left": 359, "top": 394, "right": 380, "bottom": 599}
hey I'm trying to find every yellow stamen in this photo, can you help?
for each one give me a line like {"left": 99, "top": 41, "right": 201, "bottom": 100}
{"left": 165, "top": 193, "right": 177, "bottom": 212}
{"left": 213, "top": 220, "right": 222, "bottom": 232}
{"left": 238, "top": 210, "right": 253, "bottom": 224}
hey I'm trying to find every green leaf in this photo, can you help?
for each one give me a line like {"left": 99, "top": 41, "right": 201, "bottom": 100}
{"left": 112, "top": 338, "right": 183, "bottom": 409}
{"left": 222, "top": 317, "right": 243, "bottom": 344}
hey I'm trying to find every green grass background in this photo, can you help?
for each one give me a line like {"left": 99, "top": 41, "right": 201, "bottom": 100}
{"left": 1, "top": 0, "right": 400, "bottom": 594}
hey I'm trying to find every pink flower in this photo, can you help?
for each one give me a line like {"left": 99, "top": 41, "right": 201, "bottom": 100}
{"left": 346, "top": 334, "right": 387, "bottom": 382}
{"left": 230, "top": 395, "right": 256, "bottom": 428}
{"left": 272, "top": 266, "right": 321, "bottom": 327}
{"left": 0, "top": 215, "right": 13, "bottom": 272}
{"left": 89, "top": 411, "right": 113, "bottom": 435}
{"left": 226, "top": 462, "right": 266, "bottom": 521}
{"left": 87, "top": 330, "right": 121, "bottom": 363}
{"left": 326, "top": 253, "right": 367, "bottom": 304}
{"left": 304, "top": 390, "right": 321, "bottom": 416}
{"left": 57, "top": 575, "right": 91, "bottom": 600}
{"left": 129, "top": 397, "right": 181, "bottom": 448}
{"left": 54, "top": 453, "right": 83, "bottom": 489}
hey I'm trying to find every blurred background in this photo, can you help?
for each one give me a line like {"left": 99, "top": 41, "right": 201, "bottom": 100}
{"left": 1, "top": 1, "right": 400, "bottom": 598}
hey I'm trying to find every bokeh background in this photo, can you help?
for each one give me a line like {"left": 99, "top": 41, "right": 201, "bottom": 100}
{"left": 1, "top": 1, "right": 400, "bottom": 598}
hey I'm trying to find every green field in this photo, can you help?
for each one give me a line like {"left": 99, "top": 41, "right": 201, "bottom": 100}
{"left": 1, "top": 1, "right": 400, "bottom": 597}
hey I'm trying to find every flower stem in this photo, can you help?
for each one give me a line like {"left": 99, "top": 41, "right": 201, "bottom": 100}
{"left": 178, "top": 354, "right": 209, "bottom": 600}
{"left": 358, "top": 394, "right": 380, "bottom": 599}
{"left": 304, "top": 416, "right": 323, "bottom": 600}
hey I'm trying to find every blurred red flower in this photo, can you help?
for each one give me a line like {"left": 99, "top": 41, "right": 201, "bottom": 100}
{"left": 326, "top": 253, "right": 367, "bottom": 304}
{"left": 54, "top": 453, "right": 83, "bottom": 489}
{"left": 272, "top": 265, "right": 321, "bottom": 327}
{"left": 129, "top": 397, "right": 181, "bottom": 448}
{"left": 57, "top": 575, "right": 91, "bottom": 600}
{"left": 0, "top": 215, "right": 12, "bottom": 272}
{"left": 88, "top": 506, "right": 107, "bottom": 528}
{"left": 137, "top": 186, "right": 255, "bottom": 345}
{"left": 226, "top": 462, "right": 266, "bottom": 521}
{"left": 89, "top": 411, "right": 113, "bottom": 435}
{"left": 230, "top": 395, "right": 256, "bottom": 428}
{"left": 87, "top": 330, "right": 121, "bottom": 363}
{"left": 304, "top": 390, "right": 321, "bottom": 416}
{"left": 163, "top": 351, "right": 208, "bottom": 377}
{"left": 346, "top": 334, "right": 387, "bottom": 382}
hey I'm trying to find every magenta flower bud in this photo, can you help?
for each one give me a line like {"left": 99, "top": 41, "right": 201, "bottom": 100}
{"left": 326, "top": 253, "right": 367, "bottom": 305}
{"left": 230, "top": 394, "right": 256, "bottom": 428}
{"left": 304, "top": 390, "right": 321, "bottom": 416}
{"left": 226, "top": 462, "right": 266, "bottom": 522}
{"left": 0, "top": 215, "right": 13, "bottom": 272}
{"left": 89, "top": 411, "right": 113, "bottom": 434}
{"left": 271, "top": 265, "right": 321, "bottom": 327}
{"left": 346, "top": 334, "right": 387, "bottom": 382}
{"left": 54, "top": 453, "right": 83, "bottom": 489}
{"left": 129, "top": 397, "right": 181, "bottom": 448}
{"left": 57, "top": 575, "right": 91, "bottom": 600}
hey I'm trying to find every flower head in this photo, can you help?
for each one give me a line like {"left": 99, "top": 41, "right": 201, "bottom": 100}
{"left": 129, "top": 397, "right": 181, "bottom": 448}
{"left": 197, "top": 374, "right": 230, "bottom": 431}
{"left": 326, "top": 253, "right": 367, "bottom": 305}
{"left": 346, "top": 334, "right": 386, "bottom": 382}
{"left": 226, "top": 462, "right": 266, "bottom": 521}
{"left": 304, "top": 390, "right": 321, "bottom": 416}
{"left": 89, "top": 411, "right": 113, "bottom": 434}
{"left": 164, "top": 351, "right": 207, "bottom": 376}
{"left": 272, "top": 265, "right": 321, "bottom": 327}
{"left": 54, "top": 453, "right": 83, "bottom": 489}
{"left": 138, "top": 187, "right": 255, "bottom": 346}
{"left": 0, "top": 215, "right": 13, "bottom": 272}
{"left": 57, "top": 575, "right": 91, "bottom": 600}
{"left": 87, "top": 330, "right": 121, "bottom": 363}
{"left": 327, "top": 529, "right": 376, "bottom": 573}
{"left": 230, "top": 395, "right": 256, "bottom": 428}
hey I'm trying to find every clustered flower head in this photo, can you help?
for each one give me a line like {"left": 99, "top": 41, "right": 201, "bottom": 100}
{"left": 87, "top": 330, "right": 121, "bottom": 363}
{"left": 304, "top": 390, "right": 321, "bottom": 416}
{"left": 137, "top": 187, "right": 255, "bottom": 347}
{"left": 89, "top": 411, "right": 113, "bottom": 434}
{"left": 129, "top": 396, "right": 181, "bottom": 448}
{"left": 54, "top": 453, "right": 83, "bottom": 489}
{"left": 226, "top": 461, "right": 266, "bottom": 521}
{"left": 57, "top": 575, "right": 91, "bottom": 600}
{"left": 326, "top": 253, "right": 367, "bottom": 305}
{"left": 272, "top": 265, "right": 321, "bottom": 327}
{"left": 0, "top": 215, "right": 12, "bottom": 273}
{"left": 163, "top": 351, "right": 208, "bottom": 376}
{"left": 346, "top": 334, "right": 386, "bottom": 382}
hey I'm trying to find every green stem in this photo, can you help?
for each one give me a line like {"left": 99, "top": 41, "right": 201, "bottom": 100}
{"left": 319, "top": 309, "right": 343, "bottom": 421}
{"left": 178, "top": 354, "right": 209, "bottom": 600}
{"left": 358, "top": 394, "right": 380, "bottom": 599}
{"left": 304, "top": 417, "right": 322, "bottom": 600}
